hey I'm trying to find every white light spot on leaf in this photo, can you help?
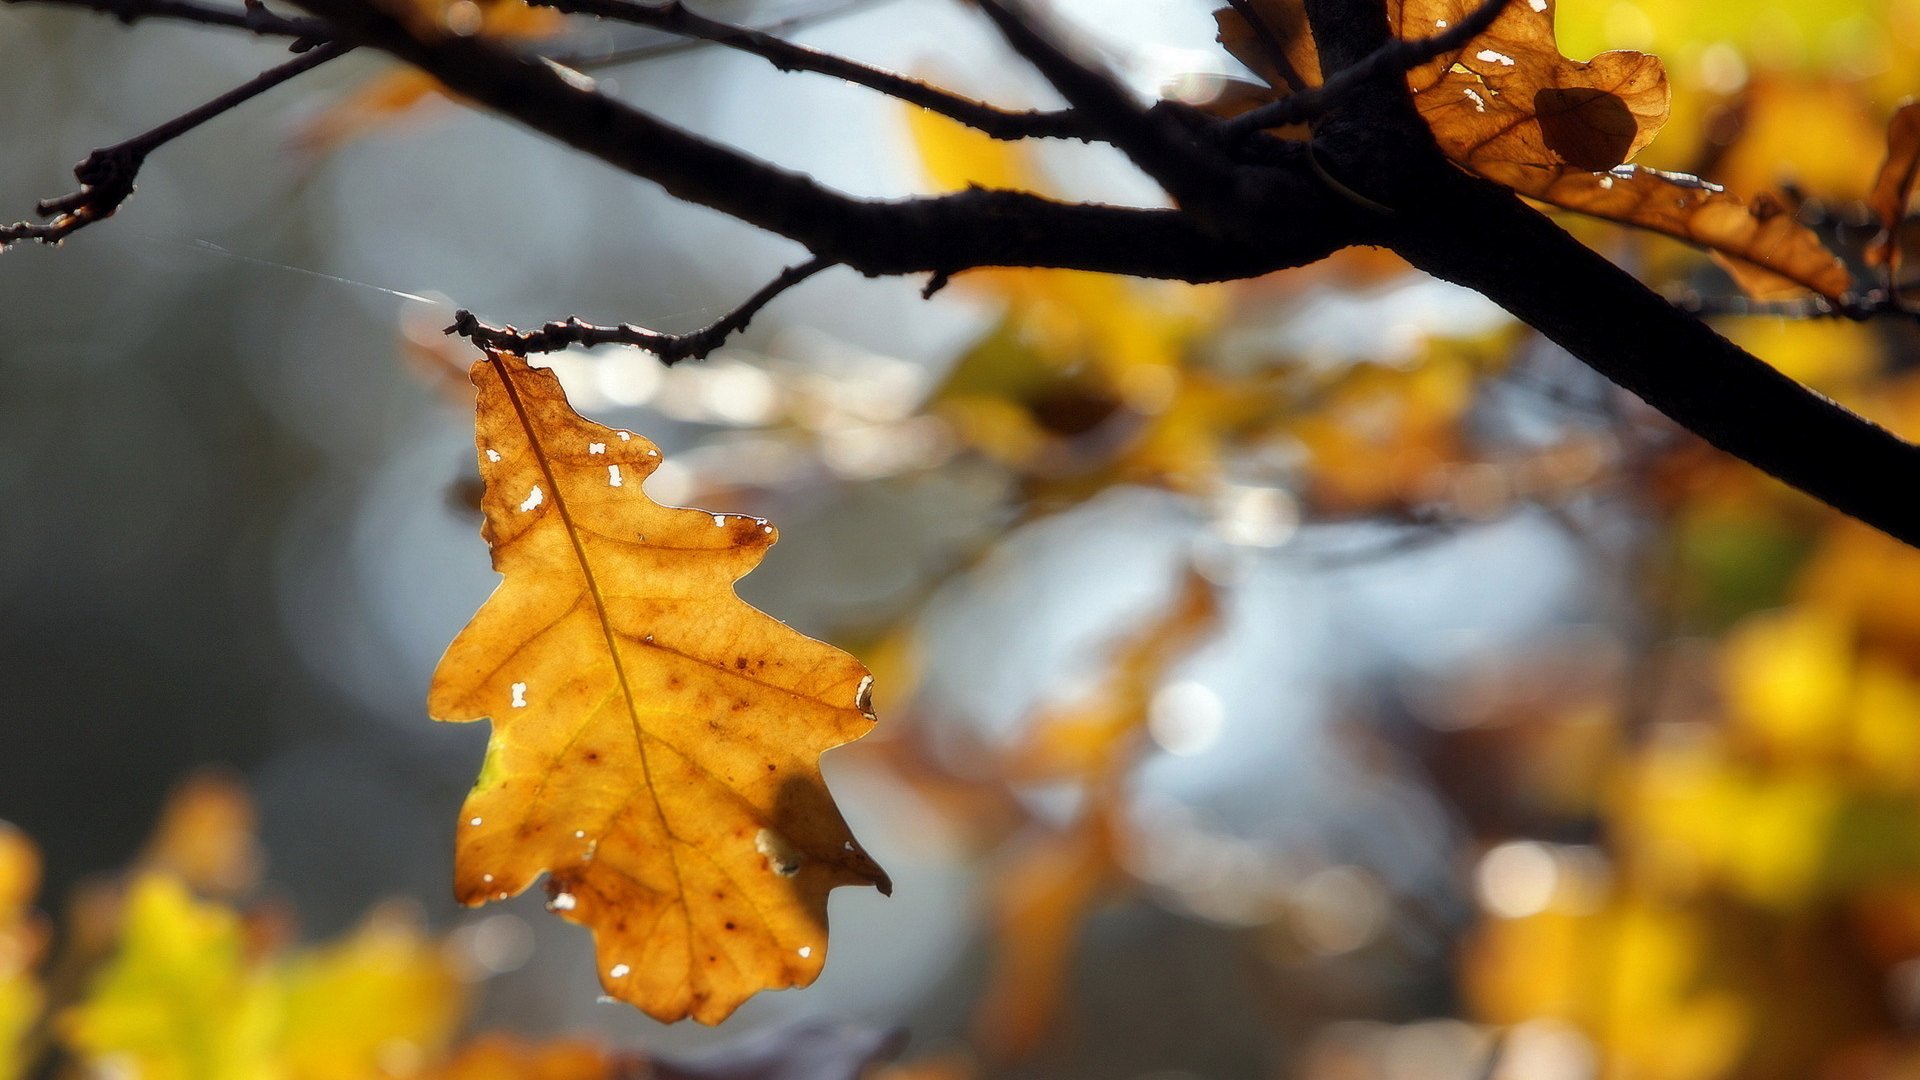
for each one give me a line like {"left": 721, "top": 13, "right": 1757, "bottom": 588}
{"left": 550, "top": 892, "right": 577, "bottom": 911}
{"left": 1475, "top": 49, "right": 1516, "bottom": 66}
{"left": 519, "top": 485, "right": 544, "bottom": 512}
{"left": 485, "top": 448, "right": 502, "bottom": 463}
{"left": 469, "top": 817, "right": 484, "bottom": 827}
{"left": 713, "top": 513, "right": 727, "bottom": 527}
{"left": 607, "top": 464, "right": 623, "bottom": 488}
{"left": 511, "top": 682, "right": 528, "bottom": 708}
{"left": 589, "top": 442, "right": 606, "bottom": 454}
{"left": 797, "top": 946, "right": 812, "bottom": 958}
{"left": 616, "top": 431, "right": 631, "bottom": 441}
{"left": 755, "top": 828, "right": 802, "bottom": 877}
{"left": 609, "top": 963, "right": 631, "bottom": 979}
{"left": 1464, "top": 87, "right": 1488, "bottom": 112}
{"left": 1528, "top": 0, "right": 1546, "bottom": 10}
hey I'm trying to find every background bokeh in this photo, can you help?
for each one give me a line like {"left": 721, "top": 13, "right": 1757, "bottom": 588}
{"left": 9, "top": 1, "right": 1920, "bottom": 1077}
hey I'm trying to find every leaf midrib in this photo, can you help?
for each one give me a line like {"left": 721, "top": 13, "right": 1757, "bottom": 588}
{"left": 487, "top": 354, "right": 693, "bottom": 972}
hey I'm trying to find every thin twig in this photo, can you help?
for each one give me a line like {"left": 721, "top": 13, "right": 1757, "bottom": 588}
{"left": 5, "top": 0, "right": 329, "bottom": 40}
{"left": 447, "top": 257, "right": 834, "bottom": 362}
{"left": 1, "top": 40, "right": 351, "bottom": 250}
{"left": 534, "top": 0, "right": 1092, "bottom": 140}
{"left": 554, "top": 0, "right": 882, "bottom": 70}
{"left": 1220, "top": 0, "right": 1512, "bottom": 140}
{"left": 1673, "top": 284, "right": 1920, "bottom": 326}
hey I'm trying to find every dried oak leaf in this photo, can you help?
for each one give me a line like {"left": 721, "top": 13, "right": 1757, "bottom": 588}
{"left": 431, "top": 350, "right": 889, "bottom": 1024}
{"left": 1393, "top": 0, "right": 1668, "bottom": 172}
{"left": 1216, "top": 0, "right": 1667, "bottom": 170}
{"left": 1867, "top": 102, "right": 1920, "bottom": 275}
{"left": 1214, "top": 0, "right": 1847, "bottom": 300}
{"left": 1478, "top": 162, "right": 1850, "bottom": 301}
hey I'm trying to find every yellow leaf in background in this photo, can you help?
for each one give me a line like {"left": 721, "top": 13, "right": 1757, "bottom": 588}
{"left": 60, "top": 875, "right": 279, "bottom": 1080}
{"left": 903, "top": 105, "right": 1045, "bottom": 196}
{"left": 1464, "top": 897, "right": 1748, "bottom": 1080}
{"left": 432, "top": 350, "right": 889, "bottom": 1024}
{"left": 0, "top": 979, "right": 29, "bottom": 1080}
{"left": 425, "top": 1035, "right": 619, "bottom": 1080}
{"left": 138, "top": 769, "right": 263, "bottom": 900}
{"left": 0, "top": 825, "right": 43, "bottom": 1080}
{"left": 1597, "top": 903, "right": 1749, "bottom": 1080}
{"left": 61, "top": 876, "right": 473, "bottom": 1080}
{"left": 294, "top": 0, "right": 563, "bottom": 154}
{"left": 277, "top": 907, "right": 465, "bottom": 1080}
{"left": 1715, "top": 79, "right": 1888, "bottom": 203}
{"left": 1848, "top": 659, "right": 1920, "bottom": 790}
{"left": 1722, "top": 607, "right": 1854, "bottom": 760}
{"left": 1797, "top": 516, "right": 1920, "bottom": 659}
{"left": 1010, "top": 569, "right": 1222, "bottom": 781}
{"left": 1717, "top": 770, "right": 1842, "bottom": 907}
{"left": 1721, "top": 317, "right": 1879, "bottom": 393}
{"left": 976, "top": 573, "right": 1221, "bottom": 1060}
{"left": 1288, "top": 355, "right": 1476, "bottom": 515}
{"left": 1618, "top": 728, "right": 1842, "bottom": 908}
{"left": 973, "top": 810, "right": 1117, "bottom": 1061}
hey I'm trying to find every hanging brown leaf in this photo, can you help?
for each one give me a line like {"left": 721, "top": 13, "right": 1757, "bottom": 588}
{"left": 431, "top": 350, "right": 889, "bottom": 1024}
{"left": 1210, "top": 1, "right": 1849, "bottom": 299}
{"left": 1867, "top": 102, "right": 1920, "bottom": 275}
{"left": 1480, "top": 162, "right": 1850, "bottom": 302}
{"left": 1213, "top": 1, "right": 1320, "bottom": 95}
{"left": 1395, "top": 0, "right": 1668, "bottom": 172}
{"left": 1214, "top": 0, "right": 1667, "bottom": 171}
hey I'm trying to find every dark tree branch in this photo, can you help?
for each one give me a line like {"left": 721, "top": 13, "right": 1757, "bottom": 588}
{"left": 17, "top": 0, "right": 1920, "bottom": 550}
{"left": 1301, "top": 0, "right": 1395, "bottom": 73}
{"left": 448, "top": 257, "right": 833, "bottom": 361}
{"left": 285, "top": 0, "right": 1352, "bottom": 279}
{"left": 0, "top": 39, "right": 350, "bottom": 249}
{"left": 531, "top": 0, "right": 1093, "bottom": 141}
{"left": 4, "top": 0, "right": 328, "bottom": 40}
{"left": 1221, "top": 0, "right": 1513, "bottom": 140}
{"left": 1390, "top": 163, "right": 1920, "bottom": 546}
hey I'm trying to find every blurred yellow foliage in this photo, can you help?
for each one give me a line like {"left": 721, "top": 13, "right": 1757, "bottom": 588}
{"left": 0, "top": 826, "right": 43, "bottom": 1080}
{"left": 1467, "top": 897, "right": 1749, "bottom": 1080}
{"left": 60, "top": 875, "right": 284, "bottom": 1080}
{"left": 60, "top": 875, "right": 464, "bottom": 1080}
